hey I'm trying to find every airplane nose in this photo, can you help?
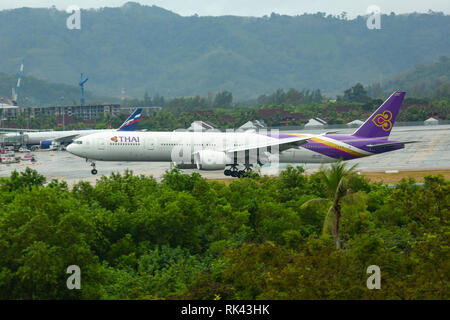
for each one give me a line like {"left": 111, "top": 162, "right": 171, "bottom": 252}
{"left": 66, "top": 143, "right": 75, "bottom": 154}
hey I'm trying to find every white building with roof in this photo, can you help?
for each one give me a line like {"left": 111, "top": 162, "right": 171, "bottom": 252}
{"left": 346, "top": 119, "right": 364, "bottom": 127}
{"left": 424, "top": 117, "right": 439, "bottom": 126}
{"left": 238, "top": 120, "right": 267, "bottom": 131}
{"left": 304, "top": 117, "right": 327, "bottom": 128}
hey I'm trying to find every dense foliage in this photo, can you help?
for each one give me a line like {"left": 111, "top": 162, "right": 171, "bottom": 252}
{"left": 0, "top": 3, "right": 449, "bottom": 99}
{"left": 4, "top": 89, "right": 448, "bottom": 131}
{"left": 0, "top": 167, "right": 448, "bottom": 299}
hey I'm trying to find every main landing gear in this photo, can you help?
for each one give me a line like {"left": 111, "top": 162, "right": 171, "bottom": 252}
{"left": 224, "top": 164, "right": 253, "bottom": 178}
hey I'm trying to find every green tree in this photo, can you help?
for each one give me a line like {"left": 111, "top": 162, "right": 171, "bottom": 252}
{"left": 342, "top": 83, "right": 370, "bottom": 103}
{"left": 301, "top": 161, "right": 359, "bottom": 249}
{"left": 2, "top": 167, "right": 46, "bottom": 191}
{"left": 214, "top": 91, "right": 233, "bottom": 108}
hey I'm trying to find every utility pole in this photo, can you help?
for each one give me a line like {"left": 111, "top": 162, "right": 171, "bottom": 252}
{"left": 25, "top": 97, "right": 30, "bottom": 129}
{"left": 62, "top": 96, "right": 65, "bottom": 131}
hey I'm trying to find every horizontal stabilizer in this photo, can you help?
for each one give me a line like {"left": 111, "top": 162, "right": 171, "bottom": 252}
{"left": 366, "top": 141, "right": 418, "bottom": 148}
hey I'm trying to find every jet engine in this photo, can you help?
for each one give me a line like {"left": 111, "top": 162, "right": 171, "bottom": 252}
{"left": 40, "top": 140, "right": 52, "bottom": 149}
{"left": 194, "top": 150, "right": 229, "bottom": 170}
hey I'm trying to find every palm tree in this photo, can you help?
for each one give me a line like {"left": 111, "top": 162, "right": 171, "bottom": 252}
{"left": 301, "top": 160, "right": 358, "bottom": 249}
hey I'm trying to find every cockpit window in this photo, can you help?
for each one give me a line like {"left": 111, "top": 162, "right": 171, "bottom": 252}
{"left": 75, "top": 141, "right": 83, "bottom": 144}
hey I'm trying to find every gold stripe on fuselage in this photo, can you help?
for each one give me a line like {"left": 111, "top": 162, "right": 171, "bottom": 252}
{"left": 287, "top": 134, "right": 368, "bottom": 158}
{"left": 309, "top": 137, "right": 367, "bottom": 157}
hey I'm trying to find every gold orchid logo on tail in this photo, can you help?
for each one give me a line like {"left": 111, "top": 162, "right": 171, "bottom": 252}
{"left": 372, "top": 110, "right": 392, "bottom": 131}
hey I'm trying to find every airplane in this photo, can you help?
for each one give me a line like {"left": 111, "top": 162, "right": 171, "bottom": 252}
{"left": 66, "top": 92, "right": 416, "bottom": 177}
{"left": 2, "top": 108, "right": 142, "bottom": 150}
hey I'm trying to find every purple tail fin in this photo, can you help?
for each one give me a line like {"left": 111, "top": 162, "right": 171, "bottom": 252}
{"left": 353, "top": 91, "right": 405, "bottom": 138}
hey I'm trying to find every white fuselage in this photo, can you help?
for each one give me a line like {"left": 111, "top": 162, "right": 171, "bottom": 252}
{"left": 4, "top": 129, "right": 118, "bottom": 145}
{"left": 67, "top": 130, "right": 338, "bottom": 165}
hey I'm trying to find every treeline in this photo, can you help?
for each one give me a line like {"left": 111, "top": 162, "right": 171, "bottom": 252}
{"left": 6, "top": 92, "right": 449, "bottom": 132}
{"left": 256, "top": 88, "right": 324, "bottom": 105}
{"left": 0, "top": 166, "right": 448, "bottom": 299}
{"left": 113, "top": 83, "right": 449, "bottom": 130}
{"left": 121, "top": 90, "right": 234, "bottom": 112}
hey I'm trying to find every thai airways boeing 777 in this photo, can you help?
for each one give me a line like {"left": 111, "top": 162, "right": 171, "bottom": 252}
{"left": 67, "top": 92, "right": 416, "bottom": 177}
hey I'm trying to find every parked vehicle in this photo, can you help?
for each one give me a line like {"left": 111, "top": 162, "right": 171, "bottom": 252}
{"left": 0, "top": 151, "right": 19, "bottom": 164}
{"left": 21, "top": 153, "right": 36, "bottom": 162}
{"left": 18, "top": 147, "right": 31, "bottom": 153}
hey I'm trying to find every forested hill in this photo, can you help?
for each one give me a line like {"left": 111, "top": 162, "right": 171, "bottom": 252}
{"left": 0, "top": 2, "right": 449, "bottom": 99}
{"left": 0, "top": 72, "right": 109, "bottom": 106}
{"left": 1, "top": 56, "right": 449, "bottom": 106}
{"left": 367, "top": 56, "right": 450, "bottom": 99}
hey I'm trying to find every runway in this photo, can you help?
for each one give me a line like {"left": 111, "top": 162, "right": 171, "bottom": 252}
{"left": 1, "top": 125, "right": 449, "bottom": 186}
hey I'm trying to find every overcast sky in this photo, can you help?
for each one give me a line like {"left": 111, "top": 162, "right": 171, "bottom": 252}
{"left": 1, "top": 0, "right": 449, "bottom": 17}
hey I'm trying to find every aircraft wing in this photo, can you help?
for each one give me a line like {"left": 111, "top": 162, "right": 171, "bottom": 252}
{"left": 366, "top": 141, "right": 418, "bottom": 148}
{"left": 225, "top": 136, "right": 313, "bottom": 154}
{"left": 52, "top": 134, "right": 81, "bottom": 143}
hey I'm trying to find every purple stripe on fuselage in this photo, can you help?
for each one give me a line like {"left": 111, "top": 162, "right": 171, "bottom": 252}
{"left": 312, "top": 134, "right": 404, "bottom": 159}
{"left": 326, "top": 134, "right": 404, "bottom": 154}
{"left": 260, "top": 132, "right": 404, "bottom": 160}
{"left": 302, "top": 139, "right": 357, "bottom": 160}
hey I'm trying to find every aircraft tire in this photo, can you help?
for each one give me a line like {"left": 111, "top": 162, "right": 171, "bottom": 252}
{"left": 91, "top": 169, "right": 98, "bottom": 175}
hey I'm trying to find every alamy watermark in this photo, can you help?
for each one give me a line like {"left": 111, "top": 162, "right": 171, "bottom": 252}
{"left": 66, "top": 5, "right": 81, "bottom": 30}
{"left": 366, "top": 5, "right": 381, "bottom": 30}
{"left": 169, "top": 128, "right": 280, "bottom": 172}
{"left": 366, "top": 265, "right": 381, "bottom": 289}
{"left": 66, "top": 265, "right": 81, "bottom": 289}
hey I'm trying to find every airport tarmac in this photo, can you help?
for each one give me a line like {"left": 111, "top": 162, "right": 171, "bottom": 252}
{"left": 0, "top": 125, "right": 449, "bottom": 186}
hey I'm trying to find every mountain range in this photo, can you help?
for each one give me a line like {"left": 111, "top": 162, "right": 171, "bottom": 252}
{"left": 0, "top": 2, "right": 448, "bottom": 101}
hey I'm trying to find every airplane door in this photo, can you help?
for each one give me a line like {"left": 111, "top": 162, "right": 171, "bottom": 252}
{"left": 146, "top": 138, "right": 155, "bottom": 150}
{"left": 144, "top": 137, "right": 158, "bottom": 161}
{"left": 98, "top": 139, "right": 105, "bottom": 150}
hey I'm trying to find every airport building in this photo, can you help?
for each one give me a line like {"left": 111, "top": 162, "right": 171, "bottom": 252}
{"left": 31, "top": 104, "right": 121, "bottom": 120}
{"left": 0, "top": 103, "right": 20, "bottom": 121}
{"left": 1, "top": 103, "right": 161, "bottom": 122}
